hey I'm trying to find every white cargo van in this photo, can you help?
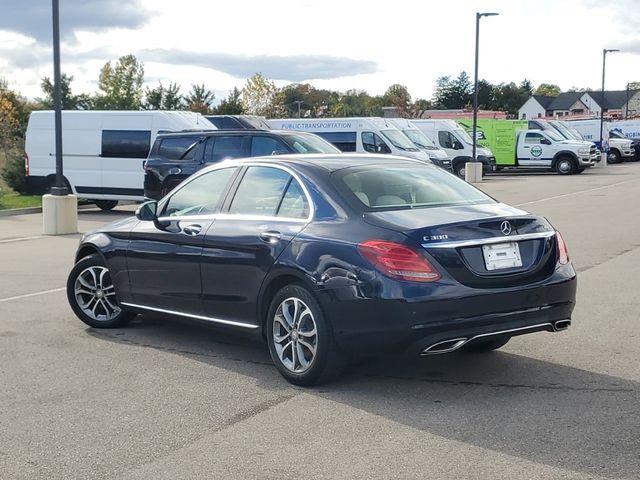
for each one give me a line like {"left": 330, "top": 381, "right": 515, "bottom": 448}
{"left": 25, "top": 110, "right": 213, "bottom": 209}
{"left": 266, "top": 117, "right": 432, "bottom": 163}
{"left": 386, "top": 118, "right": 451, "bottom": 170}
{"left": 412, "top": 119, "right": 497, "bottom": 177}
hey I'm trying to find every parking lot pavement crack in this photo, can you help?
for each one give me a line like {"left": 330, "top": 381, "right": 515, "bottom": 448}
{"left": 352, "top": 371, "right": 635, "bottom": 394}
{"left": 575, "top": 243, "right": 640, "bottom": 273}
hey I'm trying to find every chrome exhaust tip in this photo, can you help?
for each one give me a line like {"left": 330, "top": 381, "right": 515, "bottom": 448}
{"left": 554, "top": 320, "right": 571, "bottom": 331}
{"left": 421, "top": 338, "right": 468, "bottom": 355}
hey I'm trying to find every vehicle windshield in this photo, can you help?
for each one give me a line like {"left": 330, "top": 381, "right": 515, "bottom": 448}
{"left": 403, "top": 129, "right": 437, "bottom": 149}
{"left": 565, "top": 126, "right": 584, "bottom": 140}
{"left": 453, "top": 128, "right": 475, "bottom": 145}
{"left": 281, "top": 133, "right": 341, "bottom": 154}
{"left": 333, "top": 164, "right": 494, "bottom": 210}
{"left": 380, "top": 129, "right": 419, "bottom": 151}
{"left": 545, "top": 130, "right": 565, "bottom": 142}
{"left": 609, "top": 130, "right": 625, "bottom": 139}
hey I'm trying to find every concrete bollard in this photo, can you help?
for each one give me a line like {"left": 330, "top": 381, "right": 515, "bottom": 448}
{"left": 43, "top": 194, "right": 78, "bottom": 235}
{"left": 464, "top": 162, "right": 483, "bottom": 183}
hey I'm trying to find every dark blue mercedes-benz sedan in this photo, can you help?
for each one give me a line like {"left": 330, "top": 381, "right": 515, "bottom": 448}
{"left": 67, "top": 154, "right": 576, "bottom": 385}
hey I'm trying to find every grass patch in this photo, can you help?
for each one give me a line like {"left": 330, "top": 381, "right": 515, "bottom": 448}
{"left": 0, "top": 191, "right": 42, "bottom": 210}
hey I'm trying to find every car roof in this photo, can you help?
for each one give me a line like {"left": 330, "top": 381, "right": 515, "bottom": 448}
{"left": 155, "top": 129, "right": 323, "bottom": 138}
{"left": 209, "top": 154, "right": 424, "bottom": 173}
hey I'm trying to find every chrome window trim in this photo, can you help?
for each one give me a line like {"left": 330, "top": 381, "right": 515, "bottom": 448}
{"left": 157, "top": 161, "right": 314, "bottom": 223}
{"left": 422, "top": 231, "right": 555, "bottom": 249}
{"left": 120, "top": 302, "right": 259, "bottom": 329}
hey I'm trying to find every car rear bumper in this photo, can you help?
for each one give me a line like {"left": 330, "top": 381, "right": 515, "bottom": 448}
{"left": 317, "top": 265, "right": 577, "bottom": 354}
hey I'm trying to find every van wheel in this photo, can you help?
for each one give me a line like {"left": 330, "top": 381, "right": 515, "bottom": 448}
{"left": 555, "top": 157, "right": 576, "bottom": 175}
{"left": 94, "top": 200, "right": 118, "bottom": 211}
{"left": 66, "top": 254, "right": 135, "bottom": 328}
{"left": 454, "top": 164, "right": 466, "bottom": 178}
{"left": 266, "top": 284, "right": 344, "bottom": 386}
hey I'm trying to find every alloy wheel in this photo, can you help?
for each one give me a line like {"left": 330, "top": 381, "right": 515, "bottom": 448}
{"left": 74, "top": 266, "right": 121, "bottom": 322}
{"left": 272, "top": 297, "right": 318, "bottom": 373}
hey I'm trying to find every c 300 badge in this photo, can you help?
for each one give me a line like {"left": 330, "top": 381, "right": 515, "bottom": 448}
{"left": 423, "top": 234, "right": 448, "bottom": 241}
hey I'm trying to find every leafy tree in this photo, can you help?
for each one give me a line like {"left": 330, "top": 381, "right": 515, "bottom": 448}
{"left": 534, "top": 83, "right": 561, "bottom": 97}
{"left": 433, "top": 72, "right": 473, "bottom": 109}
{"left": 39, "top": 74, "right": 93, "bottom": 110}
{"left": 214, "top": 87, "right": 244, "bottom": 115}
{"left": 493, "top": 80, "right": 533, "bottom": 116}
{"left": 242, "top": 73, "right": 283, "bottom": 117}
{"left": 627, "top": 81, "right": 640, "bottom": 90}
{"left": 95, "top": 54, "right": 145, "bottom": 110}
{"left": 185, "top": 84, "right": 215, "bottom": 114}
{"left": 475, "top": 79, "right": 495, "bottom": 109}
{"left": 383, "top": 84, "right": 412, "bottom": 117}
{"left": 329, "top": 89, "right": 383, "bottom": 117}
{"left": 143, "top": 82, "right": 183, "bottom": 110}
{"left": 0, "top": 93, "right": 19, "bottom": 159}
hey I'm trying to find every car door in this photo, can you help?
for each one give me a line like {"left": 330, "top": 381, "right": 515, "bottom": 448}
{"left": 126, "top": 166, "right": 238, "bottom": 314}
{"left": 201, "top": 165, "right": 311, "bottom": 324}
{"left": 519, "top": 132, "right": 552, "bottom": 167}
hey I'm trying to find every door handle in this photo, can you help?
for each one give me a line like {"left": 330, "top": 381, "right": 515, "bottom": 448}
{"left": 523, "top": 146, "right": 530, "bottom": 149}
{"left": 259, "top": 231, "right": 282, "bottom": 243}
{"left": 182, "top": 224, "right": 202, "bottom": 236}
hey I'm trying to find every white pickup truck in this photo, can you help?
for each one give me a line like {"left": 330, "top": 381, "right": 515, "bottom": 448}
{"left": 513, "top": 129, "right": 596, "bottom": 174}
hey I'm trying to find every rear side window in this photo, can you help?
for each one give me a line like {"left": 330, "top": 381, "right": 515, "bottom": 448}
{"left": 204, "top": 136, "right": 246, "bottom": 162}
{"left": 229, "top": 167, "right": 291, "bottom": 216}
{"left": 334, "top": 165, "right": 493, "bottom": 210}
{"left": 101, "top": 130, "right": 151, "bottom": 158}
{"left": 315, "top": 132, "right": 357, "bottom": 152}
{"left": 250, "top": 136, "right": 289, "bottom": 156}
{"left": 158, "top": 137, "right": 199, "bottom": 160}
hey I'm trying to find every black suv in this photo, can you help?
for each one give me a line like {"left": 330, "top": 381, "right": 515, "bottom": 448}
{"left": 143, "top": 130, "right": 340, "bottom": 199}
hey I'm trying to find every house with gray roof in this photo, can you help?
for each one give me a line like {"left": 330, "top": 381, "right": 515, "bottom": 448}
{"left": 519, "top": 90, "right": 640, "bottom": 119}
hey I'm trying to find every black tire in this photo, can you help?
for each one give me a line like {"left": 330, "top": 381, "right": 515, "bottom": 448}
{"left": 66, "top": 254, "right": 135, "bottom": 328}
{"left": 266, "top": 284, "right": 344, "bottom": 386}
{"left": 607, "top": 150, "right": 622, "bottom": 164}
{"left": 462, "top": 336, "right": 510, "bottom": 353}
{"left": 454, "top": 163, "right": 466, "bottom": 178}
{"left": 94, "top": 200, "right": 118, "bottom": 211}
{"left": 555, "top": 156, "right": 576, "bottom": 175}
{"left": 576, "top": 168, "right": 585, "bottom": 174}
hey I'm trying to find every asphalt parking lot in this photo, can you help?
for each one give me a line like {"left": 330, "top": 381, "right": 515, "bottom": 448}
{"left": 1, "top": 164, "right": 639, "bottom": 480}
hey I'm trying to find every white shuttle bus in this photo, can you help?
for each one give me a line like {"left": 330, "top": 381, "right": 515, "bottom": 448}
{"left": 25, "top": 110, "right": 213, "bottom": 209}
{"left": 386, "top": 118, "right": 451, "bottom": 170}
{"left": 266, "top": 117, "right": 432, "bottom": 163}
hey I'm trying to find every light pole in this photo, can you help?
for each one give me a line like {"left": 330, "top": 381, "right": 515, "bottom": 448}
{"left": 51, "top": 0, "right": 66, "bottom": 195}
{"left": 472, "top": 12, "right": 498, "bottom": 163}
{"left": 293, "top": 100, "right": 304, "bottom": 118}
{"left": 599, "top": 48, "right": 619, "bottom": 166}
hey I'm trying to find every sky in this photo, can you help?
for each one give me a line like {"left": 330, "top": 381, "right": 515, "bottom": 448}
{"left": 1, "top": 0, "right": 639, "bottom": 103}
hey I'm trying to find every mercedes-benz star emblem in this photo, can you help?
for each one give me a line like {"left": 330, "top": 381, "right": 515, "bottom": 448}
{"left": 500, "top": 220, "right": 512, "bottom": 236}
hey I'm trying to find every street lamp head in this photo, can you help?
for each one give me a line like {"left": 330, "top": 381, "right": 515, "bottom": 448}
{"left": 604, "top": 48, "right": 621, "bottom": 54}
{"left": 478, "top": 12, "right": 499, "bottom": 18}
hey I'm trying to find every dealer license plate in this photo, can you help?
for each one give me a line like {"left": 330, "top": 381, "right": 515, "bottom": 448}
{"left": 482, "top": 242, "right": 522, "bottom": 271}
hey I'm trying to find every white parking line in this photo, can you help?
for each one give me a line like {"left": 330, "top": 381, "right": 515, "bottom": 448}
{"left": 0, "top": 287, "right": 66, "bottom": 304}
{"left": 0, "top": 235, "right": 45, "bottom": 244}
{"left": 515, "top": 179, "right": 636, "bottom": 207}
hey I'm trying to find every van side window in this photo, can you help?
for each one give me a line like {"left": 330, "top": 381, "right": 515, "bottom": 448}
{"left": 158, "top": 137, "right": 199, "bottom": 161}
{"left": 102, "top": 130, "right": 151, "bottom": 158}
{"left": 204, "top": 136, "right": 246, "bottom": 162}
{"left": 438, "top": 131, "right": 455, "bottom": 149}
{"left": 315, "top": 132, "right": 357, "bottom": 152}
{"left": 362, "top": 132, "right": 390, "bottom": 154}
{"left": 250, "top": 136, "right": 289, "bottom": 156}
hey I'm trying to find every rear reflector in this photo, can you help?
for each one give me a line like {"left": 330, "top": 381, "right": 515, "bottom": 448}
{"left": 358, "top": 240, "right": 441, "bottom": 282}
{"left": 556, "top": 231, "right": 569, "bottom": 265}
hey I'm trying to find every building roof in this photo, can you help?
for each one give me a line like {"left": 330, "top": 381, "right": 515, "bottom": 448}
{"left": 547, "top": 92, "right": 585, "bottom": 111}
{"left": 587, "top": 90, "right": 640, "bottom": 109}
{"left": 531, "top": 95, "right": 555, "bottom": 109}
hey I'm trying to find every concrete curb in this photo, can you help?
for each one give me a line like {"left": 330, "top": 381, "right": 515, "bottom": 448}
{"left": 0, "top": 206, "right": 42, "bottom": 217}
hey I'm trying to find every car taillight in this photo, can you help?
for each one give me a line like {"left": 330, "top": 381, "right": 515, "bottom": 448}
{"left": 24, "top": 152, "right": 29, "bottom": 176}
{"left": 357, "top": 240, "right": 441, "bottom": 282}
{"left": 556, "top": 231, "right": 569, "bottom": 265}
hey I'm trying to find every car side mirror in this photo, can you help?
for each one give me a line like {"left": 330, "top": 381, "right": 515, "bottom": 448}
{"left": 541, "top": 138, "right": 551, "bottom": 145}
{"left": 136, "top": 200, "right": 158, "bottom": 221}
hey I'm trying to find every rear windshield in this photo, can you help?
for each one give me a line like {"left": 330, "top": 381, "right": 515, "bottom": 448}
{"left": 281, "top": 133, "right": 341, "bottom": 154}
{"left": 333, "top": 164, "right": 494, "bottom": 210}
